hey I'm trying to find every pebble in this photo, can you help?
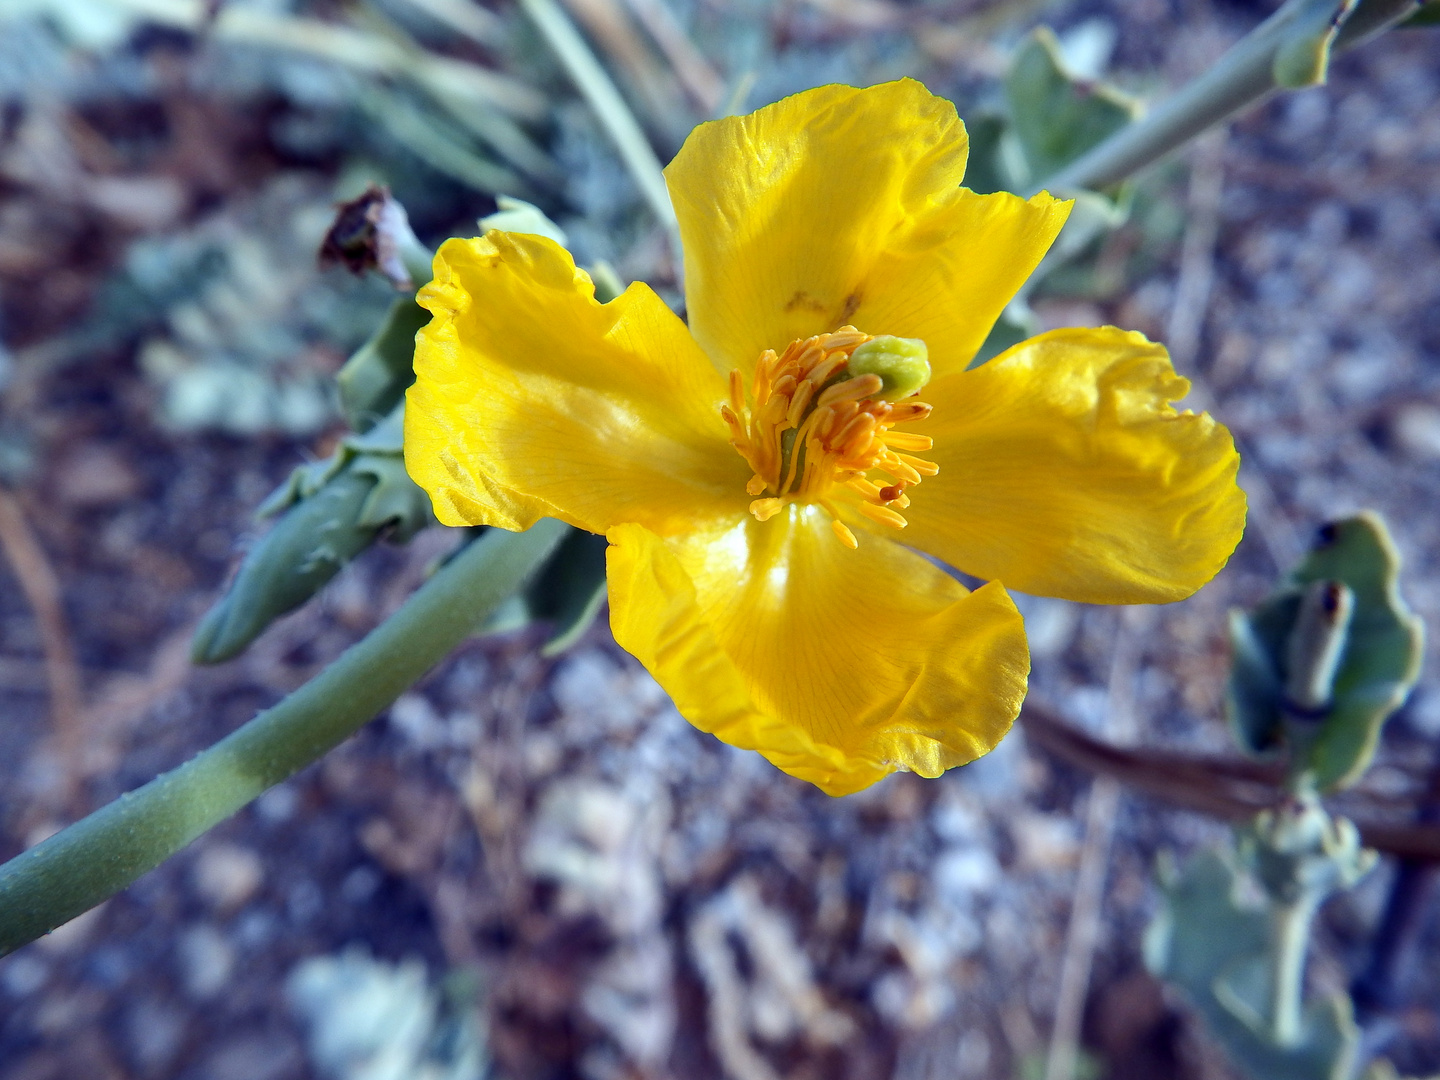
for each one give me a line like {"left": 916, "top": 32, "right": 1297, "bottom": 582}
{"left": 1, "top": 953, "right": 49, "bottom": 996}
{"left": 53, "top": 443, "right": 142, "bottom": 508}
{"left": 388, "top": 692, "right": 446, "bottom": 750}
{"left": 255, "top": 783, "right": 300, "bottom": 824}
{"left": 1008, "top": 812, "right": 1081, "bottom": 872}
{"left": 34, "top": 903, "right": 106, "bottom": 954}
{"left": 933, "top": 847, "right": 1001, "bottom": 904}
{"left": 201, "top": 1033, "right": 302, "bottom": 1080}
{"left": 286, "top": 879, "right": 324, "bottom": 924}
{"left": 1392, "top": 404, "right": 1440, "bottom": 461}
{"left": 178, "top": 923, "right": 236, "bottom": 1000}
{"left": 193, "top": 843, "right": 264, "bottom": 912}
{"left": 340, "top": 865, "right": 382, "bottom": 904}
{"left": 1010, "top": 595, "right": 1078, "bottom": 659}
{"left": 123, "top": 997, "right": 188, "bottom": 1076}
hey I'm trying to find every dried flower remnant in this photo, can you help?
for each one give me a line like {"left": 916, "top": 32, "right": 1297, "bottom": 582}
{"left": 319, "top": 185, "right": 424, "bottom": 291}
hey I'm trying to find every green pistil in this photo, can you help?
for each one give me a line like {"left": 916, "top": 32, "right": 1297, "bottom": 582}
{"left": 848, "top": 336, "right": 931, "bottom": 398}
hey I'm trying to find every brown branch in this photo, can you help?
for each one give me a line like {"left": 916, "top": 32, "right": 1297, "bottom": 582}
{"left": 1017, "top": 703, "right": 1440, "bottom": 863}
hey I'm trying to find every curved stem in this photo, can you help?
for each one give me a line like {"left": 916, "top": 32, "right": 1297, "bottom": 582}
{"left": 1035, "top": 0, "right": 1419, "bottom": 195}
{"left": 0, "top": 520, "right": 568, "bottom": 957}
{"left": 1267, "top": 896, "right": 1320, "bottom": 1046}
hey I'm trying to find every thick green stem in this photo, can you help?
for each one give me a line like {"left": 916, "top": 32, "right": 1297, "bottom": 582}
{"left": 1035, "top": 0, "right": 1420, "bottom": 194}
{"left": 0, "top": 520, "right": 567, "bottom": 957}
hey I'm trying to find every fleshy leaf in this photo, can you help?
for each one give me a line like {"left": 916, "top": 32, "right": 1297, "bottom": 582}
{"left": 1272, "top": 0, "right": 1358, "bottom": 88}
{"left": 480, "top": 528, "right": 608, "bottom": 656}
{"left": 194, "top": 406, "right": 436, "bottom": 664}
{"left": 478, "top": 195, "right": 570, "bottom": 248}
{"left": 1003, "top": 27, "right": 1139, "bottom": 184}
{"left": 1402, "top": 0, "right": 1440, "bottom": 26}
{"left": 336, "top": 298, "right": 429, "bottom": 433}
{"left": 192, "top": 469, "right": 382, "bottom": 664}
{"left": 1225, "top": 513, "right": 1424, "bottom": 790}
{"left": 959, "top": 112, "right": 1007, "bottom": 195}
{"left": 1146, "top": 849, "right": 1360, "bottom": 1080}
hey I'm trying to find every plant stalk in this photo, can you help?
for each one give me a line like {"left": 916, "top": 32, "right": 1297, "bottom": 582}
{"left": 1268, "top": 895, "right": 1320, "bottom": 1047}
{"left": 0, "top": 520, "right": 568, "bottom": 957}
{"left": 1034, "top": 0, "right": 1421, "bottom": 195}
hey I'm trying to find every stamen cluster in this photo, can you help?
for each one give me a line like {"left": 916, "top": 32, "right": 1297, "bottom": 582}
{"left": 719, "top": 326, "right": 938, "bottom": 548}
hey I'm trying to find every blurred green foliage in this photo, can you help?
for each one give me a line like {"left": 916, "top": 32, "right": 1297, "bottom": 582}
{"left": 1147, "top": 845, "right": 1361, "bottom": 1080}
{"left": 965, "top": 25, "right": 1139, "bottom": 366}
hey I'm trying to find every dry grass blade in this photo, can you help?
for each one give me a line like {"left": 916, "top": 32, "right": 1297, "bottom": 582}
{"left": 564, "top": 0, "right": 686, "bottom": 133}
{"left": 620, "top": 0, "right": 725, "bottom": 114}
{"left": 1043, "top": 612, "right": 1143, "bottom": 1080}
{"left": 0, "top": 488, "right": 83, "bottom": 760}
{"left": 356, "top": 87, "right": 530, "bottom": 195}
{"left": 520, "top": 0, "right": 680, "bottom": 254}
{"left": 385, "top": 0, "right": 563, "bottom": 182}
{"left": 400, "top": 0, "right": 507, "bottom": 46}
{"left": 92, "top": 0, "right": 547, "bottom": 119}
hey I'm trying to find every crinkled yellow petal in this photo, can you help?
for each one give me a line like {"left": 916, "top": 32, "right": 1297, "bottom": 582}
{"left": 606, "top": 508, "right": 1030, "bottom": 796}
{"left": 666, "top": 78, "right": 1071, "bottom": 378}
{"left": 405, "top": 231, "right": 748, "bottom": 535}
{"left": 907, "top": 327, "right": 1246, "bottom": 604}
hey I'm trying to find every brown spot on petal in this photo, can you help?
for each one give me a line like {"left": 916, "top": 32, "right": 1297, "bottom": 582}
{"left": 783, "top": 290, "right": 827, "bottom": 314}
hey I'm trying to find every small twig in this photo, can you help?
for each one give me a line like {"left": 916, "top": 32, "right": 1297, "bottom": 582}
{"left": 0, "top": 487, "right": 83, "bottom": 759}
{"left": 1044, "top": 610, "right": 1146, "bottom": 1080}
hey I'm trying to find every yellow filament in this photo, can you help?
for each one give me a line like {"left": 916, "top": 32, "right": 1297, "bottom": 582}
{"left": 882, "top": 431, "right": 933, "bottom": 452}
{"left": 858, "top": 502, "right": 908, "bottom": 530}
{"left": 895, "top": 452, "right": 940, "bottom": 477}
{"left": 721, "top": 326, "right": 939, "bottom": 546}
{"left": 877, "top": 457, "right": 922, "bottom": 486}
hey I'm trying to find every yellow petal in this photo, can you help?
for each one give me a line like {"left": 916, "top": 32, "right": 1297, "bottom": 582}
{"left": 666, "top": 78, "right": 1070, "bottom": 378}
{"left": 405, "top": 231, "right": 749, "bottom": 534}
{"left": 606, "top": 508, "right": 1030, "bottom": 796}
{"left": 908, "top": 327, "right": 1246, "bottom": 604}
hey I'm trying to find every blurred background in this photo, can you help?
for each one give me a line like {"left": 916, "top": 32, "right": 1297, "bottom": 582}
{"left": 0, "top": 0, "right": 1437, "bottom": 1077}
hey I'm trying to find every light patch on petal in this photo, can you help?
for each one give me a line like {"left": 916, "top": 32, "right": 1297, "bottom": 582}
{"left": 666, "top": 78, "right": 1070, "bottom": 378}
{"left": 405, "top": 232, "right": 749, "bottom": 535}
{"left": 910, "top": 326, "right": 1247, "bottom": 603}
{"left": 606, "top": 511, "right": 1030, "bottom": 796}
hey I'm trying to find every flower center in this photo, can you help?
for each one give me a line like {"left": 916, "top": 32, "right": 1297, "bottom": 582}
{"left": 719, "top": 326, "right": 938, "bottom": 549}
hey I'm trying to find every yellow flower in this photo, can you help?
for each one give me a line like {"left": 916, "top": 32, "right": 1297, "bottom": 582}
{"left": 404, "top": 79, "right": 1246, "bottom": 796}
